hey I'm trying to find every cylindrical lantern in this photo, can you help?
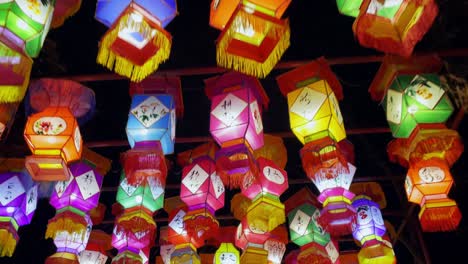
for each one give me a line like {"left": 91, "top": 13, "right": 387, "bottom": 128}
{"left": 24, "top": 107, "right": 83, "bottom": 181}
{"left": 0, "top": 40, "right": 33, "bottom": 103}
{"left": 215, "top": 242, "right": 240, "bottom": 264}
{"left": 0, "top": 0, "right": 55, "bottom": 58}
{"left": 382, "top": 74, "right": 454, "bottom": 138}
{"left": 49, "top": 162, "right": 103, "bottom": 212}
{"left": 116, "top": 172, "right": 165, "bottom": 213}
{"left": 126, "top": 94, "right": 176, "bottom": 154}
{"left": 352, "top": 195, "right": 386, "bottom": 245}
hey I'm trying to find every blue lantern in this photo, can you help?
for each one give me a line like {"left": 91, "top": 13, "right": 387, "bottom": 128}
{"left": 126, "top": 94, "right": 175, "bottom": 155}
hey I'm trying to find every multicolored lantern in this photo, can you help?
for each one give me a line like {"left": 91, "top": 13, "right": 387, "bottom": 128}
{"left": 0, "top": 40, "right": 33, "bottom": 103}
{"left": 353, "top": 0, "right": 438, "bottom": 57}
{"left": 352, "top": 195, "right": 386, "bottom": 245}
{"left": 24, "top": 107, "right": 83, "bottom": 181}
{"left": 95, "top": 1, "right": 177, "bottom": 81}
{"left": 288, "top": 203, "right": 330, "bottom": 247}
{"left": 215, "top": 4, "right": 291, "bottom": 78}
{"left": 126, "top": 94, "right": 176, "bottom": 154}
{"left": 51, "top": 0, "right": 82, "bottom": 28}
{"left": 0, "top": 102, "right": 19, "bottom": 142}
{"left": 318, "top": 187, "right": 357, "bottom": 236}
{"left": 112, "top": 208, "right": 156, "bottom": 251}
{"left": 383, "top": 74, "right": 454, "bottom": 138}
{"left": 25, "top": 78, "right": 97, "bottom": 125}
{"left": 336, "top": 0, "right": 363, "bottom": 17}
{"left": 116, "top": 172, "right": 165, "bottom": 213}
{"left": 50, "top": 162, "right": 103, "bottom": 212}
{"left": 215, "top": 243, "right": 240, "bottom": 264}
{"left": 0, "top": 0, "right": 55, "bottom": 58}
{"left": 0, "top": 171, "right": 38, "bottom": 257}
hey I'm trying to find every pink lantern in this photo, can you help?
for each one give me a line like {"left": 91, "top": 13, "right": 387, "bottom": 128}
{"left": 180, "top": 159, "right": 225, "bottom": 212}
{"left": 318, "top": 187, "right": 356, "bottom": 237}
{"left": 241, "top": 157, "right": 288, "bottom": 199}
{"left": 235, "top": 218, "right": 270, "bottom": 251}
{"left": 50, "top": 162, "right": 103, "bottom": 212}
{"left": 111, "top": 209, "right": 156, "bottom": 251}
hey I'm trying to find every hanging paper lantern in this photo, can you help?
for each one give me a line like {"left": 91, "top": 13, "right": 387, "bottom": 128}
{"left": 50, "top": 162, "right": 103, "bottom": 212}
{"left": 353, "top": 0, "right": 438, "bottom": 57}
{"left": 352, "top": 195, "right": 386, "bottom": 245}
{"left": 183, "top": 208, "right": 220, "bottom": 249}
{"left": 26, "top": 78, "right": 96, "bottom": 125}
{"left": 215, "top": 5, "right": 290, "bottom": 78}
{"left": 357, "top": 241, "right": 396, "bottom": 264}
{"left": 181, "top": 159, "right": 225, "bottom": 212}
{"left": 112, "top": 249, "right": 142, "bottom": 264}
{"left": 0, "top": 102, "right": 19, "bottom": 142}
{"left": 0, "top": 171, "right": 38, "bottom": 257}
{"left": 116, "top": 172, "right": 165, "bottom": 213}
{"left": 209, "top": 0, "right": 291, "bottom": 30}
{"left": 382, "top": 74, "right": 454, "bottom": 138}
{"left": 177, "top": 141, "right": 218, "bottom": 167}
{"left": 215, "top": 243, "right": 240, "bottom": 264}
{"left": 0, "top": 0, "right": 55, "bottom": 58}
{"left": 336, "top": 0, "right": 363, "bottom": 17}
{"left": 51, "top": 0, "right": 81, "bottom": 28}
{"left": 264, "top": 238, "right": 286, "bottom": 264}
{"left": 253, "top": 134, "right": 287, "bottom": 169}
{"left": 81, "top": 147, "right": 112, "bottom": 176}
{"left": 297, "top": 240, "right": 340, "bottom": 264}
{"left": 0, "top": 40, "right": 33, "bottom": 103}
{"left": 24, "top": 107, "right": 82, "bottom": 181}
{"left": 244, "top": 191, "right": 286, "bottom": 233}
{"left": 95, "top": 1, "right": 176, "bottom": 82}
{"left": 167, "top": 206, "right": 191, "bottom": 246}
{"left": 46, "top": 252, "right": 80, "bottom": 264}
{"left": 120, "top": 141, "right": 167, "bottom": 185}
{"left": 79, "top": 230, "right": 111, "bottom": 264}
{"left": 235, "top": 218, "right": 270, "bottom": 251}
{"left": 170, "top": 245, "right": 201, "bottom": 264}
{"left": 287, "top": 203, "right": 330, "bottom": 247}
{"left": 239, "top": 246, "right": 268, "bottom": 264}
{"left": 126, "top": 94, "right": 176, "bottom": 154}
{"left": 318, "top": 187, "right": 357, "bottom": 236}
{"left": 405, "top": 158, "right": 461, "bottom": 231}
{"left": 231, "top": 192, "right": 252, "bottom": 221}
{"left": 112, "top": 208, "right": 156, "bottom": 251}
{"left": 350, "top": 182, "right": 387, "bottom": 209}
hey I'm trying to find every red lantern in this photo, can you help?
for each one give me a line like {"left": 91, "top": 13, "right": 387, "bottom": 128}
{"left": 177, "top": 141, "right": 218, "bottom": 167}
{"left": 241, "top": 157, "right": 288, "bottom": 199}
{"left": 235, "top": 218, "right": 270, "bottom": 251}
{"left": 183, "top": 208, "right": 220, "bottom": 249}
{"left": 318, "top": 187, "right": 357, "bottom": 237}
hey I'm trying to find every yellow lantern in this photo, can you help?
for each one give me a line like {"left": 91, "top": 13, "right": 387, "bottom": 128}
{"left": 240, "top": 246, "right": 268, "bottom": 264}
{"left": 215, "top": 243, "right": 240, "bottom": 264}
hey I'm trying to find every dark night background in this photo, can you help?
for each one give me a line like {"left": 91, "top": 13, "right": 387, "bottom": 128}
{"left": 1, "top": 0, "right": 468, "bottom": 263}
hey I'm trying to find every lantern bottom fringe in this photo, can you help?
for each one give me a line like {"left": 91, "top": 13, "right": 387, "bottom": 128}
{"left": 0, "top": 229, "right": 18, "bottom": 257}
{"left": 358, "top": 243, "right": 396, "bottom": 264}
{"left": 419, "top": 201, "right": 462, "bottom": 232}
{"left": 45, "top": 253, "right": 79, "bottom": 264}
{"left": 45, "top": 214, "right": 87, "bottom": 240}
{"left": 184, "top": 213, "right": 219, "bottom": 248}
{"left": 216, "top": 14, "right": 290, "bottom": 78}
{"left": 97, "top": 12, "right": 172, "bottom": 83}
{"left": 0, "top": 87, "right": 28, "bottom": 104}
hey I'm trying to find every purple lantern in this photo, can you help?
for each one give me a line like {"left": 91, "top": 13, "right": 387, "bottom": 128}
{"left": 50, "top": 163, "right": 103, "bottom": 212}
{"left": 352, "top": 195, "right": 386, "bottom": 245}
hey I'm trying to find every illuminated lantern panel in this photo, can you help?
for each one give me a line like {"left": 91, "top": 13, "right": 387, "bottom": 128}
{"left": 357, "top": 241, "right": 396, "bottom": 264}
{"left": 215, "top": 143, "right": 258, "bottom": 189}
{"left": 253, "top": 134, "right": 288, "bottom": 169}
{"left": 336, "top": 0, "right": 363, "bottom": 17}
{"left": 318, "top": 187, "right": 357, "bottom": 237}
{"left": 0, "top": 0, "right": 55, "bottom": 58}
{"left": 49, "top": 162, "right": 103, "bottom": 212}
{"left": 121, "top": 140, "right": 167, "bottom": 185}
{"left": 264, "top": 239, "right": 286, "bottom": 264}
{"left": 383, "top": 74, "right": 454, "bottom": 138}
{"left": 215, "top": 243, "right": 240, "bottom": 264}
{"left": 297, "top": 241, "right": 340, "bottom": 264}
{"left": 352, "top": 0, "right": 438, "bottom": 57}
{"left": 244, "top": 192, "right": 285, "bottom": 233}
{"left": 116, "top": 172, "right": 165, "bottom": 213}
{"left": 24, "top": 107, "right": 83, "bottom": 181}
{"left": 235, "top": 218, "right": 270, "bottom": 251}
{"left": 126, "top": 94, "right": 176, "bottom": 154}
{"left": 51, "top": 0, "right": 82, "bottom": 28}
{"left": 240, "top": 246, "right": 269, "bottom": 264}
{"left": 181, "top": 159, "right": 225, "bottom": 212}
{"left": 167, "top": 207, "right": 191, "bottom": 246}
{"left": 209, "top": 0, "right": 291, "bottom": 30}
{"left": 286, "top": 80, "right": 346, "bottom": 144}
{"left": 352, "top": 195, "right": 386, "bottom": 245}
{"left": 287, "top": 204, "right": 330, "bottom": 247}
{"left": 242, "top": 157, "right": 288, "bottom": 199}
{"left": 111, "top": 209, "right": 156, "bottom": 251}
{"left": 216, "top": 5, "right": 290, "bottom": 78}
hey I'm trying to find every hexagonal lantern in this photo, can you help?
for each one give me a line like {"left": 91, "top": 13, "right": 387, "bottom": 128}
{"left": 167, "top": 206, "right": 191, "bottom": 246}
{"left": 318, "top": 187, "right": 357, "bottom": 237}
{"left": 235, "top": 218, "right": 270, "bottom": 251}
{"left": 215, "top": 243, "right": 240, "bottom": 264}
{"left": 47, "top": 212, "right": 92, "bottom": 256}
{"left": 244, "top": 192, "right": 285, "bottom": 233}
{"left": 116, "top": 172, "right": 165, "bottom": 213}
{"left": 170, "top": 245, "right": 201, "bottom": 264}
{"left": 0, "top": 0, "right": 55, "bottom": 58}
{"left": 181, "top": 159, "right": 225, "bottom": 212}
{"left": 111, "top": 208, "right": 156, "bottom": 251}
{"left": 352, "top": 195, "right": 386, "bottom": 245}
{"left": 383, "top": 74, "right": 454, "bottom": 138}
{"left": 287, "top": 203, "right": 330, "bottom": 247}
{"left": 336, "top": 0, "right": 363, "bottom": 17}
{"left": 126, "top": 94, "right": 176, "bottom": 155}
{"left": 24, "top": 107, "right": 82, "bottom": 181}
{"left": 49, "top": 162, "right": 103, "bottom": 212}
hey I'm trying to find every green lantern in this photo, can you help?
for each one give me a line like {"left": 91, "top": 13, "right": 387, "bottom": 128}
{"left": 287, "top": 203, "right": 330, "bottom": 247}
{"left": 383, "top": 74, "right": 454, "bottom": 138}
{"left": 0, "top": 0, "right": 55, "bottom": 58}
{"left": 336, "top": 0, "right": 363, "bottom": 17}
{"left": 116, "top": 172, "right": 164, "bottom": 213}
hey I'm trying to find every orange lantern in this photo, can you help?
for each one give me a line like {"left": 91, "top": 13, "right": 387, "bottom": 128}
{"left": 24, "top": 107, "right": 83, "bottom": 181}
{"left": 253, "top": 134, "right": 288, "bottom": 169}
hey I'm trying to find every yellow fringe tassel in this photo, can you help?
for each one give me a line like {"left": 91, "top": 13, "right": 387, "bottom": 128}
{"left": 45, "top": 217, "right": 87, "bottom": 240}
{"left": 0, "top": 43, "right": 32, "bottom": 103}
{"left": 216, "top": 11, "right": 290, "bottom": 78}
{"left": 0, "top": 229, "right": 18, "bottom": 257}
{"left": 97, "top": 11, "right": 172, "bottom": 82}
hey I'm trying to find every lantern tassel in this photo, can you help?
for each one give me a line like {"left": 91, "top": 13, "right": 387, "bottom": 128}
{"left": 97, "top": 12, "right": 172, "bottom": 82}
{"left": 45, "top": 212, "right": 88, "bottom": 240}
{"left": 418, "top": 198, "right": 462, "bottom": 232}
{"left": 0, "top": 229, "right": 18, "bottom": 257}
{"left": 216, "top": 13, "right": 290, "bottom": 78}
